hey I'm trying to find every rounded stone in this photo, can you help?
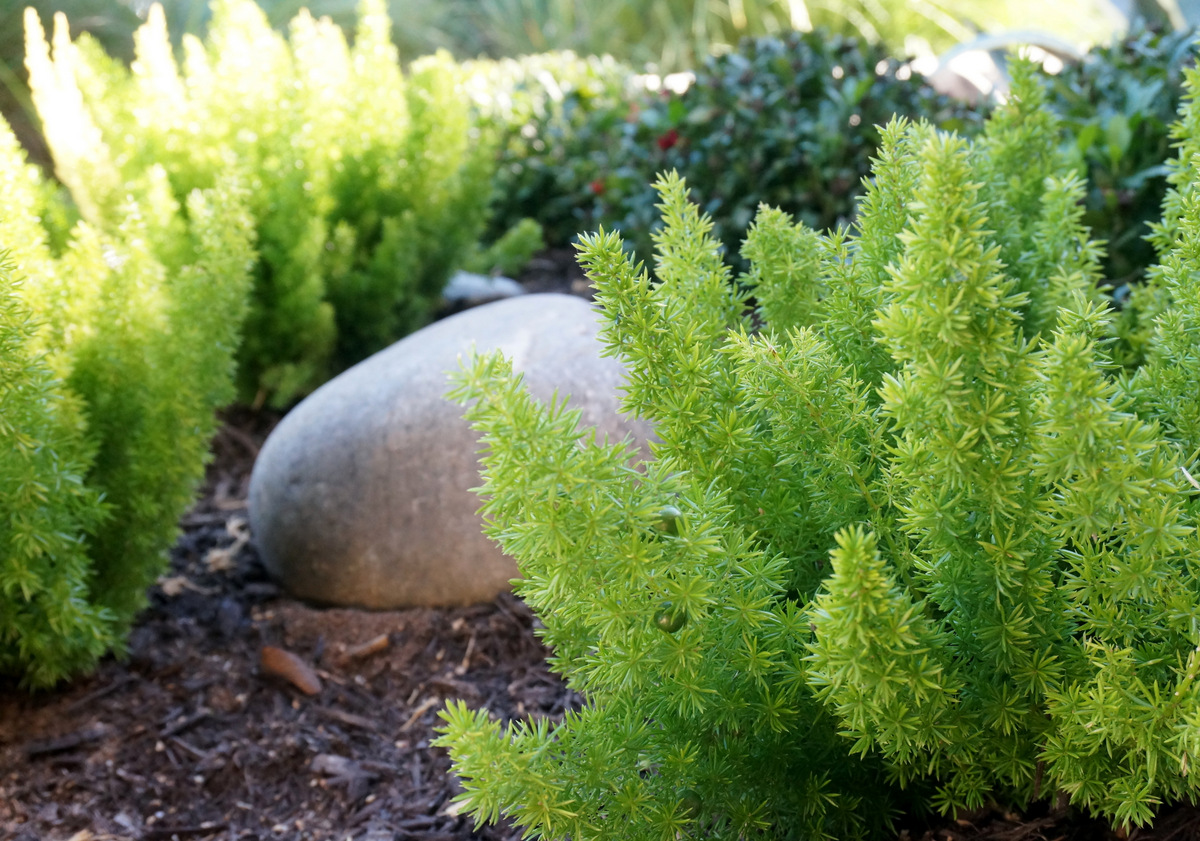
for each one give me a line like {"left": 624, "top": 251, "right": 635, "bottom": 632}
{"left": 248, "top": 293, "right": 650, "bottom": 609}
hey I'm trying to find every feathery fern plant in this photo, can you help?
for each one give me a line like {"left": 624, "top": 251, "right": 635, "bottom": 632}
{"left": 0, "top": 114, "right": 253, "bottom": 688}
{"left": 25, "top": 0, "right": 493, "bottom": 406}
{"left": 436, "top": 59, "right": 1200, "bottom": 836}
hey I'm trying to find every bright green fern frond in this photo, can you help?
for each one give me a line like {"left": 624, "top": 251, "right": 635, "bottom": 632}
{"left": 807, "top": 527, "right": 961, "bottom": 766}
{"left": 740, "top": 205, "right": 824, "bottom": 332}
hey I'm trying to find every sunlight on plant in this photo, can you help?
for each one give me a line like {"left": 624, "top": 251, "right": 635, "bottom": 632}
{"left": 25, "top": 0, "right": 496, "bottom": 406}
{"left": 0, "top": 108, "right": 254, "bottom": 687}
{"left": 436, "top": 57, "right": 1200, "bottom": 837}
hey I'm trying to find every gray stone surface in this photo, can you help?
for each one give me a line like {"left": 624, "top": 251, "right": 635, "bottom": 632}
{"left": 441, "top": 270, "right": 525, "bottom": 307}
{"left": 248, "top": 293, "right": 652, "bottom": 609}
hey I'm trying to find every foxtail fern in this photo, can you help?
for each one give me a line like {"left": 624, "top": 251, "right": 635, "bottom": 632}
{"left": 0, "top": 113, "right": 253, "bottom": 687}
{"left": 437, "top": 59, "right": 1200, "bottom": 837}
{"left": 25, "top": 0, "right": 495, "bottom": 405}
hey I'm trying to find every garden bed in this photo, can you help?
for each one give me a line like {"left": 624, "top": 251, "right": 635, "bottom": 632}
{"left": 5, "top": 410, "right": 1196, "bottom": 841}
{"left": 0, "top": 406, "right": 580, "bottom": 841}
{"left": 2, "top": 260, "right": 1199, "bottom": 841}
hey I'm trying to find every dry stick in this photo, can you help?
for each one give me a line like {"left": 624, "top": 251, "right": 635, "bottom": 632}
{"left": 350, "top": 797, "right": 386, "bottom": 828}
{"left": 115, "top": 767, "right": 147, "bottom": 785}
{"left": 1158, "top": 811, "right": 1200, "bottom": 841}
{"left": 65, "top": 675, "right": 136, "bottom": 713}
{"left": 991, "top": 816, "right": 1058, "bottom": 841}
{"left": 24, "top": 726, "right": 106, "bottom": 758}
{"left": 161, "top": 708, "right": 212, "bottom": 739}
{"left": 398, "top": 814, "right": 439, "bottom": 832}
{"left": 343, "top": 634, "right": 390, "bottom": 661}
{"left": 357, "top": 759, "right": 396, "bottom": 776}
{"left": 314, "top": 668, "right": 349, "bottom": 686}
{"left": 457, "top": 634, "right": 477, "bottom": 673}
{"left": 398, "top": 697, "right": 440, "bottom": 732}
{"left": 315, "top": 706, "right": 378, "bottom": 732}
{"left": 143, "top": 824, "right": 229, "bottom": 839}
{"left": 170, "top": 735, "right": 210, "bottom": 760}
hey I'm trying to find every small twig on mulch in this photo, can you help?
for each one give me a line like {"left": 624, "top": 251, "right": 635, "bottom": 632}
{"left": 143, "top": 823, "right": 228, "bottom": 839}
{"left": 24, "top": 725, "right": 107, "bottom": 758}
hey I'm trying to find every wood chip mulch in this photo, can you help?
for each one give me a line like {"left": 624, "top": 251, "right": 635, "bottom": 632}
{"left": 0, "top": 408, "right": 579, "bottom": 841}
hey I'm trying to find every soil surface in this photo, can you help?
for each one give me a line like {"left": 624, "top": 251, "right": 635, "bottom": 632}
{"left": 2, "top": 252, "right": 1199, "bottom": 841}
{"left": 0, "top": 406, "right": 580, "bottom": 841}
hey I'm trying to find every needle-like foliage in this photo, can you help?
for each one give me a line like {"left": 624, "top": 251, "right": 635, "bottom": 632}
{"left": 437, "top": 59, "right": 1200, "bottom": 836}
{"left": 0, "top": 114, "right": 253, "bottom": 687}
{"left": 25, "top": 0, "right": 494, "bottom": 406}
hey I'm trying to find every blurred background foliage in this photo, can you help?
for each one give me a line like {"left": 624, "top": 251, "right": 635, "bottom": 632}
{"left": 0, "top": 0, "right": 1179, "bottom": 172}
{"left": 471, "top": 31, "right": 985, "bottom": 267}
{"left": 0, "top": 0, "right": 1162, "bottom": 81}
{"left": 2, "top": 0, "right": 1196, "bottom": 293}
{"left": 1049, "top": 24, "right": 1197, "bottom": 290}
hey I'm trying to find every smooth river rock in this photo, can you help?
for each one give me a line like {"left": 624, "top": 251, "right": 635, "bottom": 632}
{"left": 248, "top": 293, "right": 652, "bottom": 609}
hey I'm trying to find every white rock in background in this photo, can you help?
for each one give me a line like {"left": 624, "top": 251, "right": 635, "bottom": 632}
{"left": 248, "top": 293, "right": 651, "bottom": 609}
{"left": 440, "top": 270, "right": 525, "bottom": 308}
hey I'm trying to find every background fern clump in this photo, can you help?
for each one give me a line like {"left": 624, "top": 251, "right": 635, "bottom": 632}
{"left": 437, "top": 61, "right": 1200, "bottom": 837}
{"left": 26, "top": 0, "right": 494, "bottom": 406}
{"left": 0, "top": 113, "right": 252, "bottom": 688}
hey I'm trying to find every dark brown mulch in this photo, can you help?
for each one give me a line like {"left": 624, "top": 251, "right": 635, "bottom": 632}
{"left": 513, "top": 246, "right": 595, "bottom": 299}
{"left": 0, "top": 406, "right": 581, "bottom": 841}
{"left": 2, "top": 256, "right": 1200, "bottom": 841}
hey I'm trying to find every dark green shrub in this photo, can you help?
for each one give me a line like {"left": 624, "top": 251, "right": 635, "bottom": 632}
{"left": 488, "top": 31, "right": 984, "bottom": 268}
{"left": 599, "top": 31, "right": 983, "bottom": 264}
{"left": 466, "top": 51, "right": 635, "bottom": 249}
{"left": 26, "top": 0, "right": 495, "bottom": 406}
{"left": 436, "top": 60, "right": 1200, "bottom": 836}
{"left": 1042, "top": 25, "right": 1195, "bottom": 293}
{"left": 0, "top": 116, "right": 253, "bottom": 688}
{"left": 469, "top": 29, "right": 1193, "bottom": 297}
{"left": 614, "top": 31, "right": 988, "bottom": 263}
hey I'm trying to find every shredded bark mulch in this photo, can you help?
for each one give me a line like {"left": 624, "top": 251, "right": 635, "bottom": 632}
{"left": 0, "top": 407, "right": 580, "bottom": 841}
{"left": 2, "top": 260, "right": 1200, "bottom": 841}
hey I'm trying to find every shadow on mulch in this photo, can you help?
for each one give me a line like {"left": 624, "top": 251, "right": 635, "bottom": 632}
{"left": 2, "top": 259, "right": 1200, "bottom": 841}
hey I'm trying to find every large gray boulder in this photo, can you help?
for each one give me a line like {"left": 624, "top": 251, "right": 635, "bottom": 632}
{"left": 248, "top": 293, "right": 651, "bottom": 609}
